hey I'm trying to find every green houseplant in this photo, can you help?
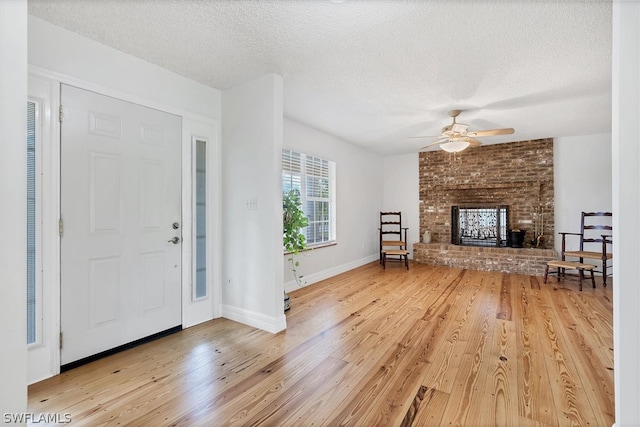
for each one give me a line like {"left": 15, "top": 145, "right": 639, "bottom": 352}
{"left": 283, "top": 189, "right": 308, "bottom": 310}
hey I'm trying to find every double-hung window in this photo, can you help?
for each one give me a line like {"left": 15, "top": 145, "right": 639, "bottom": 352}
{"left": 282, "top": 149, "right": 336, "bottom": 248}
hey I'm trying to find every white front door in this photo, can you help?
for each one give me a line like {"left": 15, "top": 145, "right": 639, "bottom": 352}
{"left": 60, "top": 85, "right": 182, "bottom": 365}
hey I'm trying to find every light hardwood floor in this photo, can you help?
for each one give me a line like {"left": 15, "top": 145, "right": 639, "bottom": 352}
{"left": 28, "top": 262, "right": 614, "bottom": 426}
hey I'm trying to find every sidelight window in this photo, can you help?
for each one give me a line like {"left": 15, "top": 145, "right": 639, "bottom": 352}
{"left": 27, "top": 100, "right": 42, "bottom": 345}
{"left": 193, "top": 138, "right": 208, "bottom": 300}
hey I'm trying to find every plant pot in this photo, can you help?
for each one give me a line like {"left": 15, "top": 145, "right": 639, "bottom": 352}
{"left": 284, "top": 293, "right": 291, "bottom": 311}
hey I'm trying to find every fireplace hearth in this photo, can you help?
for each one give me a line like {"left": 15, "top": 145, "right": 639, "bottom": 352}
{"left": 451, "top": 205, "right": 509, "bottom": 247}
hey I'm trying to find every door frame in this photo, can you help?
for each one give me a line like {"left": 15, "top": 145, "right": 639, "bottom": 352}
{"left": 27, "top": 66, "right": 221, "bottom": 384}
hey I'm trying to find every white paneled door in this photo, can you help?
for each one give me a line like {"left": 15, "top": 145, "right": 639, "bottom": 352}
{"left": 60, "top": 85, "right": 182, "bottom": 365}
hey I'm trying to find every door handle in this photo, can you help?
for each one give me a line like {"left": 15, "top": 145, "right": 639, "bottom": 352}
{"left": 168, "top": 236, "right": 181, "bottom": 244}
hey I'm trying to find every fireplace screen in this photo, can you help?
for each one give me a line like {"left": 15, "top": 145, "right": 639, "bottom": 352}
{"left": 451, "top": 205, "right": 509, "bottom": 247}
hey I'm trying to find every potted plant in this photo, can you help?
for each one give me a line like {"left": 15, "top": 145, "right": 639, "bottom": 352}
{"left": 283, "top": 189, "right": 308, "bottom": 311}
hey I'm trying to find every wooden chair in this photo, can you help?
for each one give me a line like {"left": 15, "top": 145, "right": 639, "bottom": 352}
{"left": 559, "top": 211, "right": 613, "bottom": 287}
{"left": 379, "top": 212, "right": 409, "bottom": 269}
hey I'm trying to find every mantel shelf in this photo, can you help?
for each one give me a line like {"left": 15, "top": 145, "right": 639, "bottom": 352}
{"left": 423, "top": 180, "right": 542, "bottom": 192}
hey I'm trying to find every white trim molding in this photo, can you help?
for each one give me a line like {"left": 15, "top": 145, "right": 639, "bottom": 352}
{"left": 285, "top": 254, "right": 378, "bottom": 293}
{"left": 221, "top": 305, "right": 287, "bottom": 334}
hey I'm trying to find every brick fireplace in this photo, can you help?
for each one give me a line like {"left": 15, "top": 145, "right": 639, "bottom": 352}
{"left": 414, "top": 138, "right": 557, "bottom": 276}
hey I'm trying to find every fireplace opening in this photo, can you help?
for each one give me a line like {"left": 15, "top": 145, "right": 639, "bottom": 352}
{"left": 451, "top": 205, "right": 509, "bottom": 247}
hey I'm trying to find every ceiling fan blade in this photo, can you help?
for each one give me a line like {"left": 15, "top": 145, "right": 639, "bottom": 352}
{"left": 420, "top": 138, "right": 449, "bottom": 149}
{"left": 409, "top": 135, "right": 445, "bottom": 139}
{"left": 465, "top": 137, "right": 482, "bottom": 147}
{"left": 466, "top": 128, "right": 514, "bottom": 137}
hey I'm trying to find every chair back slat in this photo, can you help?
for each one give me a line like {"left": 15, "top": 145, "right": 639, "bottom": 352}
{"left": 583, "top": 225, "right": 612, "bottom": 231}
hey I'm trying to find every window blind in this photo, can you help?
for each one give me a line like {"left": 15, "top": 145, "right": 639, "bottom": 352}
{"left": 27, "top": 101, "right": 37, "bottom": 345}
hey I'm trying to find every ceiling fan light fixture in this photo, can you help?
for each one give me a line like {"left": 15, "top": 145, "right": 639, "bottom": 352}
{"left": 440, "top": 138, "right": 470, "bottom": 153}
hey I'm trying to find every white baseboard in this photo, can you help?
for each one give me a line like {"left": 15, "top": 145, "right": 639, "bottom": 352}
{"left": 285, "top": 254, "right": 379, "bottom": 293}
{"left": 221, "top": 304, "right": 286, "bottom": 334}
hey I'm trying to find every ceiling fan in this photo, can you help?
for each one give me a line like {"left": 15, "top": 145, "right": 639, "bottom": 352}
{"left": 411, "top": 110, "right": 514, "bottom": 152}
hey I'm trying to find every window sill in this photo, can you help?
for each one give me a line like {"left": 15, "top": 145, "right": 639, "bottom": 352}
{"left": 284, "top": 241, "right": 336, "bottom": 256}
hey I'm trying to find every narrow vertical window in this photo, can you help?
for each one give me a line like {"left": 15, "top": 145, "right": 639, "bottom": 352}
{"left": 193, "top": 139, "right": 207, "bottom": 300}
{"left": 27, "top": 100, "right": 39, "bottom": 345}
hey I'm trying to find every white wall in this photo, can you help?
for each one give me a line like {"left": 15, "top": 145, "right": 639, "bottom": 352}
{"left": 612, "top": 1, "right": 640, "bottom": 424}
{"left": 553, "top": 133, "right": 612, "bottom": 251}
{"left": 283, "top": 118, "right": 383, "bottom": 291}
{"left": 222, "top": 74, "right": 286, "bottom": 333}
{"left": 28, "top": 16, "right": 220, "bottom": 120}
{"left": 0, "top": 0, "right": 28, "bottom": 419}
{"left": 383, "top": 154, "right": 420, "bottom": 258}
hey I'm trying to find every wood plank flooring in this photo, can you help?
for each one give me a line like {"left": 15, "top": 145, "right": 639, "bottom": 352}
{"left": 28, "top": 262, "right": 614, "bottom": 426}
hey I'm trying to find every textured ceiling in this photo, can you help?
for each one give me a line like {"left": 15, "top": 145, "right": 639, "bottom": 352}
{"left": 28, "top": 0, "right": 612, "bottom": 155}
